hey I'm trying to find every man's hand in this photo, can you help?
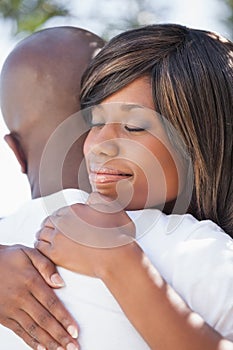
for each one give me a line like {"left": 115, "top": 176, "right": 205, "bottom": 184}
{"left": 0, "top": 244, "right": 79, "bottom": 350}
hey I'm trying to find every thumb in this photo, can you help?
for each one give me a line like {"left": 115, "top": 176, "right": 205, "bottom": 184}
{"left": 86, "top": 192, "right": 124, "bottom": 213}
{"left": 22, "top": 246, "right": 65, "bottom": 288}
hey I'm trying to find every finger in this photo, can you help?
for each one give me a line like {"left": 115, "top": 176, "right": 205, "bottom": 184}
{"left": 86, "top": 191, "right": 111, "bottom": 205}
{"left": 22, "top": 247, "right": 65, "bottom": 288}
{"left": 34, "top": 240, "right": 52, "bottom": 257}
{"left": 86, "top": 193, "right": 123, "bottom": 213}
{"left": 35, "top": 227, "right": 54, "bottom": 243}
{"left": 2, "top": 317, "right": 41, "bottom": 350}
{"left": 53, "top": 206, "right": 73, "bottom": 217}
{"left": 40, "top": 216, "right": 55, "bottom": 229}
{"left": 23, "top": 293, "right": 79, "bottom": 348}
{"left": 9, "top": 312, "right": 79, "bottom": 350}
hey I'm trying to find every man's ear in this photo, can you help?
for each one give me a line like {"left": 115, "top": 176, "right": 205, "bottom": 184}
{"left": 4, "top": 133, "right": 27, "bottom": 174}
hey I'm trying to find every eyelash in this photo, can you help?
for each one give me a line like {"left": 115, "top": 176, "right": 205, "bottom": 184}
{"left": 124, "top": 125, "right": 145, "bottom": 132}
{"left": 90, "top": 122, "right": 145, "bottom": 132}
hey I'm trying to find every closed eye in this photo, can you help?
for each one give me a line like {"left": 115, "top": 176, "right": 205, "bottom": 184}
{"left": 125, "top": 125, "right": 145, "bottom": 132}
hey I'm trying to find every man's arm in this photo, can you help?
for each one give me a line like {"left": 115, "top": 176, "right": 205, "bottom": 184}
{"left": 0, "top": 244, "right": 79, "bottom": 350}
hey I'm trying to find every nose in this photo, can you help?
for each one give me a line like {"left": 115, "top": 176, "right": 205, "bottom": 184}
{"left": 88, "top": 123, "right": 120, "bottom": 158}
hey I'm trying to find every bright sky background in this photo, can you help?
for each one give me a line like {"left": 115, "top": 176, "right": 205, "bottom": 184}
{"left": 0, "top": 0, "right": 231, "bottom": 217}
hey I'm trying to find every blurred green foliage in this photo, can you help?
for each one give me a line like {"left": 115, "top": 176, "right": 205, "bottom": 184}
{"left": 0, "top": 0, "right": 69, "bottom": 34}
{"left": 226, "top": 0, "right": 233, "bottom": 37}
{"left": 0, "top": 0, "right": 232, "bottom": 38}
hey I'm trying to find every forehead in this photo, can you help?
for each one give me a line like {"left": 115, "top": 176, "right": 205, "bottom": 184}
{"left": 93, "top": 102, "right": 145, "bottom": 113}
{"left": 101, "top": 77, "right": 154, "bottom": 109}
{"left": 91, "top": 102, "right": 158, "bottom": 123}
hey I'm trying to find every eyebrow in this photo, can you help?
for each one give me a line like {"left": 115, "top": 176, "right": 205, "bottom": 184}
{"left": 120, "top": 103, "right": 144, "bottom": 111}
{"left": 93, "top": 103, "right": 144, "bottom": 112}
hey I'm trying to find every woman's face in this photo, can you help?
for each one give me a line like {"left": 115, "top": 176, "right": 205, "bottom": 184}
{"left": 84, "top": 77, "right": 187, "bottom": 210}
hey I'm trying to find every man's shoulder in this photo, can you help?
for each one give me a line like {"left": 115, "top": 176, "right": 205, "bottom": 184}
{"left": 0, "top": 188, "right": 89, "bottom": 245}
{"left": 41, "top": 188, "right": 89, "bottom": 215}
{"left": 0, "top": 188, "right": 88, "bottom": 220}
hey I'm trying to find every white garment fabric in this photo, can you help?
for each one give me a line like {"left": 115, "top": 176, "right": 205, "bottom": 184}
{"left": 0, "top": 188, "right": 233, "bottom": 349}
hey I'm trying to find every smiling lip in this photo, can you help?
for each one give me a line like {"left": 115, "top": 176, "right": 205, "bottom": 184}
{"left": 89, "top": 167, "right": 132, "bottom": 184}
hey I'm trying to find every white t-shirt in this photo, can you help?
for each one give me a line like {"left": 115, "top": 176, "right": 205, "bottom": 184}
{"left": 0, "top": 188, "right": 232, "bottom": 349}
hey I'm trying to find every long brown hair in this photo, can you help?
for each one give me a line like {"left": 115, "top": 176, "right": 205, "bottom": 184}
{"left": 80, "top": 24, "right": 233, "bottom": 237}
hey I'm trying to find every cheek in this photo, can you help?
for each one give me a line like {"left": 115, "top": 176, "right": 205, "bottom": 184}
{"left": 132, "top": 162, "right": 168, "bottom": 209}
{"left": 129, "top": 143, "right": 182, "bottom": 209}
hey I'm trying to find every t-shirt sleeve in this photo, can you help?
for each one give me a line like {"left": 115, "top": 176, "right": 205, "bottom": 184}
{"left": 166, "top": 220, "right": 233, "bottom": 340}
{"left": 129, "top": 210, "right": 233, "bottom": 340}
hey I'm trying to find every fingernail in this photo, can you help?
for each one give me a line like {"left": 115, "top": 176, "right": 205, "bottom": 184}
{"left": 67, "top": 325, "right": 78, "bottom": 339}
{"left": 57, "top": 347, "right": 64, "bottom": 350}
{"left": 37, "top": 345, "right": 46, "bottom": 350}
{"left": 66, "top": 343, "right": 79, "bottom": 350}
{"left": 51, "top": 273, "right": 65, "bottom": 287}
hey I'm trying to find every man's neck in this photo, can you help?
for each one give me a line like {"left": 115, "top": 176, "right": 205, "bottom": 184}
{"left": 28, "top": 165, "right": 90, "bottom": 199}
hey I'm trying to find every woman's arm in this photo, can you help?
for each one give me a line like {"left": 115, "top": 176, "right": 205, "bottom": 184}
{"left": 35, "top": 202, "right": 233, "bottom": 350}
{"left": 97, "top": 241, "right": 233, "bottom": 350}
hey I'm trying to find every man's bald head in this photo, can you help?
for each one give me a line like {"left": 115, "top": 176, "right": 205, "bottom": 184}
{"left": 1, "top": 26, "right": 103, "bottom": 139}
{"left": 0, "top": 26, "right": 104, "bottom": 197}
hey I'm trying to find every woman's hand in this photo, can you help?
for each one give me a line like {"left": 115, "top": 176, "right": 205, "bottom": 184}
{"left": 35, "top": 193, "right": 136, "bottom": 277}
{"left": 34, "top": 194, "right": 233, "bottom": 350}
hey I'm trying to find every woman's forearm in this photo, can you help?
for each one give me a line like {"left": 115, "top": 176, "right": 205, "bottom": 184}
{"left": 97, "top": 242, "right": 233, "bottom": 350}
{"left": 35, "top": 204, "right": 233, "bottom": 350}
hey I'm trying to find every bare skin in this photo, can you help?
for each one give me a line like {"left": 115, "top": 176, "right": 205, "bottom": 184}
{"left": 2, "top": 27, "right": 233, "bottom": 350}
{"left": 36, "top": 199, "right": 233, "bottom": 350}
{"left": 36, "top": 79, "right": 233, "bottom": 350}
{"left": 0, "top": 26, "right": 104, "bottom": 350}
